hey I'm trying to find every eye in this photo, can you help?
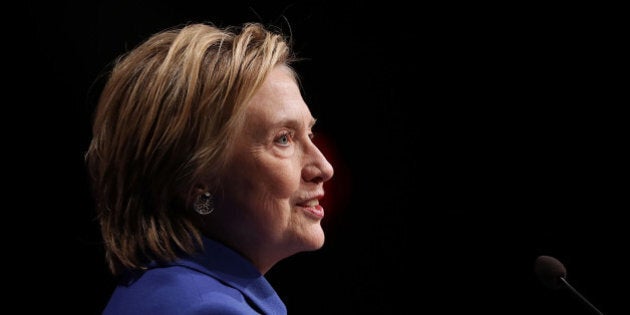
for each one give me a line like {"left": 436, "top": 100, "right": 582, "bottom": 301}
{"left": 275, "top": 131, "right": 293, "bottom": 146}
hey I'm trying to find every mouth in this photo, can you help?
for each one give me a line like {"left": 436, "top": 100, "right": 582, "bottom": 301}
{"left": 297, "top": 197, "right": 324, "bottom": 219}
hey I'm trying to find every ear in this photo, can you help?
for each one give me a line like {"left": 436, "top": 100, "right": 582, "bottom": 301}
{"left": 191, "top": 182, "right": 209, "bottom": 197}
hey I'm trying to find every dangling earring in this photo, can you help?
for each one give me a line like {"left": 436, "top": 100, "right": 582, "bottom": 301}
{"left": 194, "top": 192, "right": 214, "bottom": 215}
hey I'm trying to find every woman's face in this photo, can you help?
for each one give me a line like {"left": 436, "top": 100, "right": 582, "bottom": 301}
{"left": 218, "top": 65, "right": 334, "bottom": 268}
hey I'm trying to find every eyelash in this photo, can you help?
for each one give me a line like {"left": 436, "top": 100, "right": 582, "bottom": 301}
{"left": 274, "top": 130, "right": 315, "bottom": 146}
{"left": 275, "top": 131, "right": 294, "bottom": 146}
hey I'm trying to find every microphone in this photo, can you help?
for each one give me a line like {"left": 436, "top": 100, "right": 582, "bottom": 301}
{"left": 534, "top": 255, "right": 604, "bottom": 315}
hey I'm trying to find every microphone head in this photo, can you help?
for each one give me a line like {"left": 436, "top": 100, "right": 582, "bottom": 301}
{"left": 534, "top": 255, "right": 567, "bottom": 289}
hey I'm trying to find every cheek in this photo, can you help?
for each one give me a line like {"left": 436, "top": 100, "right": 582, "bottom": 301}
{"left": 260, "top": 162, "right": 301, "bottom": 197}
{"left": 228, "top": 151, "right": 300, "bottom": 201}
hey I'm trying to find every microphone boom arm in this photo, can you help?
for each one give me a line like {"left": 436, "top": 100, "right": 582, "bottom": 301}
{"left": 559, "top": 277, "right": 604, "bottom": 315}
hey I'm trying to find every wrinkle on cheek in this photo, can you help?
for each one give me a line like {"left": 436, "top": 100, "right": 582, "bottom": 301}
{"left": 248, "top": 146, "right": 270, "bottom": 175}
{"left": 249, "top": 145, "right": 265, "bottom": 156}
{"left": 246, "top": 142, "right": 298, "bottom": 201}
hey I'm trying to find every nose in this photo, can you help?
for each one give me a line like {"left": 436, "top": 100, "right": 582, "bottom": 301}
{"left": 302, "top": 140, "right": 334, "bottom": 184}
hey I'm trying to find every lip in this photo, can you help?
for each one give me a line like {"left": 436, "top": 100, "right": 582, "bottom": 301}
{"left": 297, "top": 193, "right": 325, "bottom": 219}
{"left": 301, "top": 204, "right": 324, "bottom": 220}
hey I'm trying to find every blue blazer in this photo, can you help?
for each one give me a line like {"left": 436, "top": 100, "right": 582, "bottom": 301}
{"left": 103, "top": 237, "right": 287, "bottom": 314}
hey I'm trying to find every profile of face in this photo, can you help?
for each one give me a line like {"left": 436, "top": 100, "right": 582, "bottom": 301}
{"left": 212, "top": 65, "right": 334, "bottom": 269}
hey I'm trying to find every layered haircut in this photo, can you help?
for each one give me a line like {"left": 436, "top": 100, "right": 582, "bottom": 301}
{"left": 86, "top": 22, "right": 296, "bottom": 275}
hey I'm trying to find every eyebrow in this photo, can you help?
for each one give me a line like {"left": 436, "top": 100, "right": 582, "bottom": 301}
{"left": 272, "top": 117, "right": 317, "bottom": 130}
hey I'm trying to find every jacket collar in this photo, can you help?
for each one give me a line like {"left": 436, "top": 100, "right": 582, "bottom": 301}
{"left": 167, "top": 236, "right": 287, "bottom": 314}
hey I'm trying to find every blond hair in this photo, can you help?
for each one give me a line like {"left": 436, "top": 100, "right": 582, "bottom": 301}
{"left": 86, "top": 22, "right": 295, "bottom": 275}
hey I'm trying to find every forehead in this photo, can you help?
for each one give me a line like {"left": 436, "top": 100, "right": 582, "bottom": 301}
{"left": 244, "top": 66, "right": 315, "bottom": 128}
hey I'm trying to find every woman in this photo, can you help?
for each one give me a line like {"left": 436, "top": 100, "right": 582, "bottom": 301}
{"left": 86, "top": 22, "right": 334, "bottom": 314}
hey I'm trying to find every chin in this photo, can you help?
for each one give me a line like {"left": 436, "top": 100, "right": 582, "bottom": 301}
{"left": 301, "top": 226, "right": 325, "bottom": 250}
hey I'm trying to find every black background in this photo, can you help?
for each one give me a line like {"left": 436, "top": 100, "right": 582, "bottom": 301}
{"left": 29, "top": 1, "right": 626, "bottom": 314}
